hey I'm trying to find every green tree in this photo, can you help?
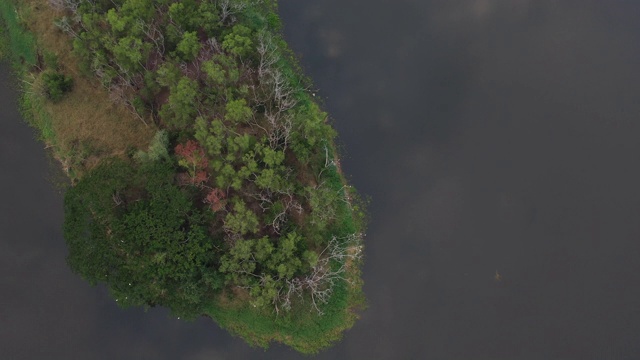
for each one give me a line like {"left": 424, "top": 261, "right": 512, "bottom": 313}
{"left": 224, "top": 198, "right": 259, "bottom": 235}
{"left": 106, "top": 0, "right": 154, "bottom": 36}
{"left": 290, "top": 105, "right": 337, "bottom": 164}
{"left": 155, "top": 62, "right": 181, "bottom": 87}
{"left": 175, "top": 31, "right": 200, "bottom": 62}
{"left": 194, "top": 117, "right": 226, "bottom": 158}
{"left": 64, "top": 160, "right": 222, "bottom": 319}
{"left": 202, "top": 60, "right": 226, "bottom": 85}
{"left": 110, "top": 36, "right": 150, "bottom": 73}
{"left": 168, "top": 2, "right": 192, "bottom": 31}
{"left": 219, "top": 231, "right": 308, "bottom": 309}
{"left": 306, "top": 183, "right": 341, "bottom": 238}
{"left": 134, "top": 130, "right": 170, "bottom": 163}
{"left": 222, "top": 24, "right": 254, "bottom": 58}
{"left": 225, "top": 98, "right": 253, "bottom": 124}
{"left": 198, "top": 1, "right": 220, "bottom": 36}
{"left": 159, "top": 77, "right": 199, "bottom": 129}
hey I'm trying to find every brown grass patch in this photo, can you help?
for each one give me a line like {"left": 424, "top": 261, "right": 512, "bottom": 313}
{"left": 20, "top": 0, "right": 155, "bottom": 175}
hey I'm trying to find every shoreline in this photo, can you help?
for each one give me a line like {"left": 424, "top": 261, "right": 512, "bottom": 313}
{"left": 0, "top": 0, "right": 366, "bottom": 353}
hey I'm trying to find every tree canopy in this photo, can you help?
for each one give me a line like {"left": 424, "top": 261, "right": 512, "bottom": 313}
{"left": 54, "top": 0, "right": 366, "bottom": 353}
{"left": 65, "top": 160, "right": 223, "bottom": 318}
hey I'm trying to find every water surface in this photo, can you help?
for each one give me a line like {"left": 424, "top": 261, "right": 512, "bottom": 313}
{"left": 3, "top": 0, "right": 640, "bottom": 358}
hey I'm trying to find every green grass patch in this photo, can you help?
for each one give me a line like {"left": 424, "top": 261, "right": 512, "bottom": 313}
{"left": 0, "top": 16, "right": 7, "bottom": 59}
{"left": 20, "top": 80, "right": 56, "bottom": 145}
{"left": 0, "top": 0, "right": 36, "bottom": 66}
{"left": 205, "top": 275, "right": 362, "bottom": 354}
{"left": 0, "top": 0, "right": 58, "bottom": 150}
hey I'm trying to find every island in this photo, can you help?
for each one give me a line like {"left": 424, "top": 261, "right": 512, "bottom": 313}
{"left": 0, "top": 0, "right": 365, "bottom": 353}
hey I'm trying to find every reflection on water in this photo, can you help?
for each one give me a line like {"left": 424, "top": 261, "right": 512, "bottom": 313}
{"left": 4, "top": 0, "right": 640, "bottom": 358}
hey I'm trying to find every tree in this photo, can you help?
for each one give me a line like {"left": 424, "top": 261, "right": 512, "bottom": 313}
{"left": 204, "top": 188, "right": 226, "bottom": 211}
{"left": 175, "top": 31, "right": 200, "bottom": 62}
{"left": 159, "top": 77, "right": 199, "bottom": 129}
{"left": 168, "top": 1, "right": 196, "bottom": 32}
{"left": 194, "top": 117, "right": 225, "bottom": 157}
{"left": 202, "top": 60, "right": 226, "bottom": 85}
{"left": 219, "top": 230, "right": 352, "bottom": 313}
{"left": 64, "top": 160, "right": 222, "bottom": 319}
{"left": 286, "top": 234, "right": 363, "bottom": 314}
{"left": 110, "top": 36, "right": 149, "bottom": 74}
{"left": 166, "top": 0, "right": 219, "bottom": 36}
{"left": 155, "top": 62, "right": 181, "bottom": 87}
{"left": 134, "top": 130, "right": 170, "bottom": 163}
{"left": 105, "top": 0, "right": 155, "bottom": 37}
{"left": 222, "top": 24, "right": 254, "bottom": 58}
{"left": 198, "top": 1, "right": 220, "bottom": 36}
{"left": 175, "top": 140, "right": 208, "bottom": 185}
{"left": 218, "top": 0, "right": 249, "bottom": 24}
{"left": 225, "top": 98, "right": 253, "bottom": 124}
{"left": 223, "top": 198, "right": 259, "bottom": 236}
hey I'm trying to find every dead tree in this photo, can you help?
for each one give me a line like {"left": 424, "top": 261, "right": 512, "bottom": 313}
{"left": 219, "top": 0, "right": 249, "bottom": 24}
{"left": 280, "top": 233, "right": 363, "bottom": 314}
{"left": 109, "top": 81, "right": 149, "bottom": 126}
{"left": 49, "top": 0, "right": 80, "bottom": 16}
{"left": 53, "top": 16, "right": 79, "bottom": 38}
{"left": 257, "top": 32, "right": 279, "bottom": 80}
{"left": 138, "top": 20, "right": 165, "bottom": 58}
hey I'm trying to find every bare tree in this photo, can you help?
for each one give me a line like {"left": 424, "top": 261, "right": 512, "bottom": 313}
{"left": 261, "top": 110, "right": 292, "bottom": 150}
{"left": 277, "top": 233, "right": 363, "bottom": 314}
{"left": 53, "top": 16, "right": 79, "bottom": 38}
{"left": 256, "top": 32, "right": 279, "bottom": 79}
{"left": 206, "top": 37, "right": 222, "bottom": 54}
{"left": 228, "top": 232, "right": 363, "bottom": 315}
{"left": 219, "top": 0, "right": 246, "bottom": 24}
{"left": 49, "top": 0, "right": 80, "bottom": 16}
{"left": 297, "top": 234, "right": 363, "bottom": 314}
{"left": 109, "top": 82, "right": 149, "bottom": 126}
{"left": 270, "top": 69, "right": 299, "bottom": 112}
{"left": 138, "top": 20, "right": 165, "bottom": 58}
{"left": 251, "top": 69, "right": 301, "bottom": 150}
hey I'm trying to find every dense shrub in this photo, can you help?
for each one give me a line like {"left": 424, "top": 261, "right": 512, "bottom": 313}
{"left": 64, "top": 159, "right": 223, "bottom": 319}
{"left": 41, "top": 70, "right": 73, "bottom": 102}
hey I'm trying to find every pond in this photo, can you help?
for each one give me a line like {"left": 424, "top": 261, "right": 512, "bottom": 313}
{"left": 3, "top": 0, "right": 640, "bottom": 358}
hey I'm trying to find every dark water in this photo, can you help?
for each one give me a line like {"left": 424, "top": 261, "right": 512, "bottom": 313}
{"left": 3, "top": 0, "right": 640, "bottom": 358}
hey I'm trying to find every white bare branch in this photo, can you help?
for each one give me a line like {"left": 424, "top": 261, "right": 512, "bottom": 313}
{"left": 233, "top": 233, "right": 363, "bottom": 315}
{"left": 219, "top": 0, "right": 249, "bottom": 24}
{"left": 138, "top": 20, "right": 165, "bottom": 57}
{"left": 256, "top": 32, "right": 279, "bottom": 79}
{"left": 53, "top": 16, "right": 79, "bottom": 38}
{"left": 108, "top": 81, "right": 148, "bottom": 126}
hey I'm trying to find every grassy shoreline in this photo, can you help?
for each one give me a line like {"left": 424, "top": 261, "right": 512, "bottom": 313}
{"left": 0, "top": 0, "right": 154, "bottom": 181}
{"left": 1, "top": 0, "right": 366, "bottom": 353}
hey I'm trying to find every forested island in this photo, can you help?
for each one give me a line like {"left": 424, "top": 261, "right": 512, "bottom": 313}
{"left": 0, "top": 0, "right": 365, "bottom": 353}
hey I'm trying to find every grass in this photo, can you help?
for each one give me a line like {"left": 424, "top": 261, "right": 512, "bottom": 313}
{"left": 0, "top": 0, "right": 155, "bottom": 181}
{"left": 0, "top": 0, "right": 35, "bottom": 65}
{"left": 1, "top": 0, "right": 366, "bottom": 352}
{"left": 0, "top": 15, "right": 7, "bottom": 59}
{"left": 206, "top": 263, "right": 364, "bottom": 354}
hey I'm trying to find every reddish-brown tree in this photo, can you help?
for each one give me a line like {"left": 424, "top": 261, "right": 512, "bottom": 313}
{"left": 176, "top": 140, "right": 208, "bottom": 185}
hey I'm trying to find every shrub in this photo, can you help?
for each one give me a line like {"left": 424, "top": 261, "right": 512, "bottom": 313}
{"left": 41, "top": 70, "right": 73, "bottom": 102}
